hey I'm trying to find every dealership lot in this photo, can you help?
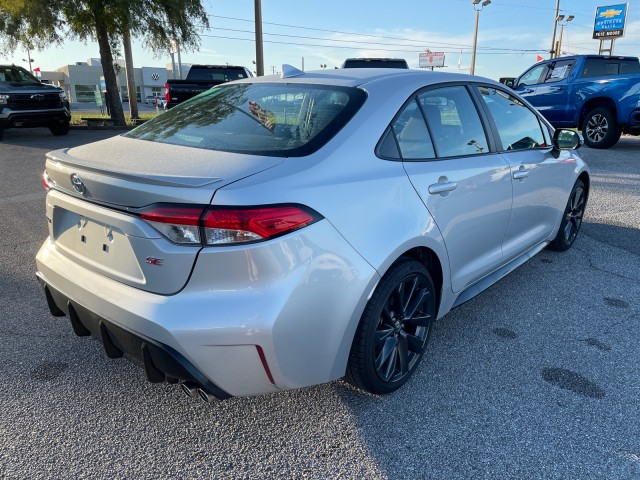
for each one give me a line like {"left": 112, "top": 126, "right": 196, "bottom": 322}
{"left": 1, "top": 128, "right": 639, "bottom": 478}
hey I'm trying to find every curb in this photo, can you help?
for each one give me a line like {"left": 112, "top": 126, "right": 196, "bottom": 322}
{"left": 70, "top": 125, "right": 135, "bottom": 131}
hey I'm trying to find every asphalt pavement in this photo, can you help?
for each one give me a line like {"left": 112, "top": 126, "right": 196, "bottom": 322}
{"left": 0, "top": 128, "right": 639, "bottom": 479}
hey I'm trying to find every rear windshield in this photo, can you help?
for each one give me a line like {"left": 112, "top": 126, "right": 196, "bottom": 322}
{"left": 581, "top": 58, "right": 640, "bottom": 77}
{"left": 187, "top": 68, "right": 249, "bottom": 82}
{"left": 126, "top": 83, "right": 366, "bottom": 157}
{"left": 343, "top": 59, "right": 408, "bottom": 69}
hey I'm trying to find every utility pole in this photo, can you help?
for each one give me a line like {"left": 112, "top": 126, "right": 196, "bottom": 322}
{"left": 550, "top": 0, "right": 561, "bottom": 59}
{"left": 470, "top": 0, "right": 491, "bottom": 76}
{"left": 254, "top": 0, "right": 265, "bottom": 76}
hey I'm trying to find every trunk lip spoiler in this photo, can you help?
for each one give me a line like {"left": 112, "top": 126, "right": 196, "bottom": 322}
{"left": 46, "top": 149, "right": 223, "bottom": 188}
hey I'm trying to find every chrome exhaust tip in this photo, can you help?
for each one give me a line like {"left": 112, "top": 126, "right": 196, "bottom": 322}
{"left": 197, "top": 388, "right": 217, "bottom": 403}
{"left": 180, "top": 382, "right": 199, "bottom": 398}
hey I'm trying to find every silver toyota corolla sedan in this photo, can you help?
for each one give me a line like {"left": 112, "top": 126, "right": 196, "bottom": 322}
{"left": 36, "top": 66, "right": 589, "bottom": 401}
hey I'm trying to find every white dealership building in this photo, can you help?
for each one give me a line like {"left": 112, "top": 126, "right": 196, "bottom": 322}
{"left": 39, "top": 58, "right": 192, "bottom": 103}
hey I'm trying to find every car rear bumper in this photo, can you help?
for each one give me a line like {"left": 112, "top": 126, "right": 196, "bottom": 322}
{"left": 36, "top": 220, "right": 378, "bottom": 397}
{"left": 38, "top": 279, "right": 231, "bottom": 400}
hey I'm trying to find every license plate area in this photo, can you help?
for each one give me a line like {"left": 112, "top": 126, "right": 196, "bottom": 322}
{"left": 52, "top": 208, "right": 145, "bottom": 283}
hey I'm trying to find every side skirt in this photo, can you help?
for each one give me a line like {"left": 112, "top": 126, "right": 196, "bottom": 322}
{"left": 451, "top": 241, "right": 549, "bottom": 310}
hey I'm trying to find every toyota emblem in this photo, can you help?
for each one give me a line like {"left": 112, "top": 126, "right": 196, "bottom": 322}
{"left": 70, "top": 173, "right": 86, "bottom": 195}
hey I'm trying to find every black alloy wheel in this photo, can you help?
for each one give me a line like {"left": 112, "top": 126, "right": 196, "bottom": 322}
{"left": 549, "top": 179, "right": 587, "bottom": 251}
{"left": 582, "top": 107, "right": 621, "bottom": 149}
{"left": 347, "top": 258, "right": 436, "bottom": 394}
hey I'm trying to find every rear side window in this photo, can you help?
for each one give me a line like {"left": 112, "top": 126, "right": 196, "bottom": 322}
{"left": 125, "top": 83, "right": 366, "bottom": 157}
{"left": 543, "top": 59, "right": 575, "bottom": 83}
{"left": 479, "top": 87, "right": 547, "bottom": 151}
{"left": 418, "top": 86, "right": 489, "bottom": 157}
{"left": 391, "top": 100, "right": 435, "bottom": 160}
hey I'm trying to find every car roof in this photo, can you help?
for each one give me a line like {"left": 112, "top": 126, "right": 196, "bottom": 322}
{"left": 236, "top": 67, "right": 498, "bottom": 89}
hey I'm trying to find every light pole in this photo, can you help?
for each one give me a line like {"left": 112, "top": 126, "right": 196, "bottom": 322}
{"left": 470, "top": 0, "right": 491, "bottom": 76}
{"left": 555, "top": 15, "right": 574, "bottom": 58}
{"left": 22, "top": 47, "right": 34, "bottom": 74}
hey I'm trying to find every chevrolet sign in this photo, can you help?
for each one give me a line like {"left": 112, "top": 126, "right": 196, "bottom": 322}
{"left": 593, "top": 4, "right": 628, "bottom": 39}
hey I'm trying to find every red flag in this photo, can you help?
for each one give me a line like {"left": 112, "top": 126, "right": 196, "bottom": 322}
{"left": 536, "top": 55, "right": 544, "bottom": 62}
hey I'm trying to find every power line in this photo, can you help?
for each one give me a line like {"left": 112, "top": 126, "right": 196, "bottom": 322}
{"left": 199, "top": 33, "right": 546, "bottom": 55}
{"left": 206, "top": 25, "right": 546, "bottom": 53}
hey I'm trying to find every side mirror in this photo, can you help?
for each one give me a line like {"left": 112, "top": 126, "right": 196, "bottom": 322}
{"left": 504, "top": 79, "right": 514, "bottom": 88}
{"left": 553, "top": 129, "right": 583, "bottom": 151}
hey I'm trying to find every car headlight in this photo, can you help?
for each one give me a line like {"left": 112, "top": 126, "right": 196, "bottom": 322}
{"left": 59, "top": 92, "right": 68, "bottom": 102}
{"left": 0, "top": 94, "right": 9, "bottom": 105}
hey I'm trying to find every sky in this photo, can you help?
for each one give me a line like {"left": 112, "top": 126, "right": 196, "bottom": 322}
{"left": 4, "top": 0, "right": 640, "bottom": 80}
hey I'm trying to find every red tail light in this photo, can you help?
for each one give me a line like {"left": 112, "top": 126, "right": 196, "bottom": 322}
{"left": 202, "top": 206, "right": 318, "bottom": 245}
{"left": 41, "top": 170, "right": 54, "bottom": 190}
{"left": 139, "top": 204, "right": 321, "bottom": 246}
{"left": 164, "top": 83, "right": 169, "bottom": 103}
{"left": 140, "top": 206, "right": 204, "bottom": 245}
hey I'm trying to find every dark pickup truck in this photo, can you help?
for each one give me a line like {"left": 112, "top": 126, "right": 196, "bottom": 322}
{"left": 164, "top": 65, "right": 252, "bottom": 109}
{"left": 511, "top": 55, "right": 640, "bottom": 148}
{"left": 0, "top": 64, "right": 70, "bottom": 141}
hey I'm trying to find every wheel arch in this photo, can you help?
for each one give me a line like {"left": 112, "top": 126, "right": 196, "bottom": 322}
{"left": 330, "top": 242, "right": 448, "bottom": 381}
{"left": 578, "top": 170, "right": 590, "bottom": 197}
{"left": 397, "top": 247, "right": 444, "bottom": 316}
{"left": 578, "top": 98, "right": 617, "bottom": 129}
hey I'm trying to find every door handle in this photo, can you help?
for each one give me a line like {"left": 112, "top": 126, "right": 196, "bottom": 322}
{"left": 513, "top": 170, "right": 529, "bottom": 180}
{"left": 524, "top": 88, "right": 535, "bottom": 94}
{"left": 428, "top": 181, "right": 458, "bottom": 195}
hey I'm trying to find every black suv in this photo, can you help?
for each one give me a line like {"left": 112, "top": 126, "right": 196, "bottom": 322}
{"left": 0, "top": 65, "right": 71, "bottom": 140}
{"left": 342, "top": 58, "right": 409, "bottom": 69}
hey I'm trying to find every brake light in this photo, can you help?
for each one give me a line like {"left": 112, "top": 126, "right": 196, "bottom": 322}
{"left": 203, "top": 206, "right": 319, "bottom": 245}
{"left": 41, "top": 170, "right": 54, "bottom": 190}
{"left": 139, "top": 204, "right": 321, "bottom": 246}
{"left": 140, "top": 206, "right": 204, "bottom": 245}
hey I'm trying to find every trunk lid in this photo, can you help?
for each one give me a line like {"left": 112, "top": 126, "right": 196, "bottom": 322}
{"left": 44, "top": 135, "right": 284, "bottom": 294}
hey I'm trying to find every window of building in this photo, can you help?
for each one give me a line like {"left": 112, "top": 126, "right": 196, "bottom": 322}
{"left": 74, "top": 84, "right": 98, "bottom": 103}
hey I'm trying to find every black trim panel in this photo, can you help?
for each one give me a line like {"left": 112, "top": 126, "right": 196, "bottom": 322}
{"left": 38, "top": 278, "right": 231, "bottom": 400}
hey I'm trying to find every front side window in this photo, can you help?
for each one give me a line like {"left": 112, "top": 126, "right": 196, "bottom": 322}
{"left": 516, "top": 64, "right": 546, "bottom": 87}
{"left": 418, "top": 86, "right": 489, "bottom": 157}
{"left": 126, "top": 83, "right": 366, "bottom": 157}
{"left": 479, "top": 87, "right": 547, "bottom": 151}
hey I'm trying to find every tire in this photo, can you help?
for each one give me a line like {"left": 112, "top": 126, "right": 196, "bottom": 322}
{"left": 0, "top": 128, "right": 4, "bottom": 141}
{"left": 346, "top": 257, "right": 436, "bottom": 394}
{"left": 582, "top": 108, "right": 621, "bottom": 149}
{"left": 49, "top": 122, "right": 70, "bottom": 136}
{"left": 549, "top": 179, "right": 587, "bottom": 251}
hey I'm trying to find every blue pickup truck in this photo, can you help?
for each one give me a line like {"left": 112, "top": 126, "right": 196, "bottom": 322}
{"left": 511, "top": 55, "right": 640, "bottom": 148}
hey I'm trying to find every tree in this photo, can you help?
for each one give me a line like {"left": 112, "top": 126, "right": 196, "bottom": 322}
{"left": 0, "top": 0, "right": 208, "bottom": 126}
